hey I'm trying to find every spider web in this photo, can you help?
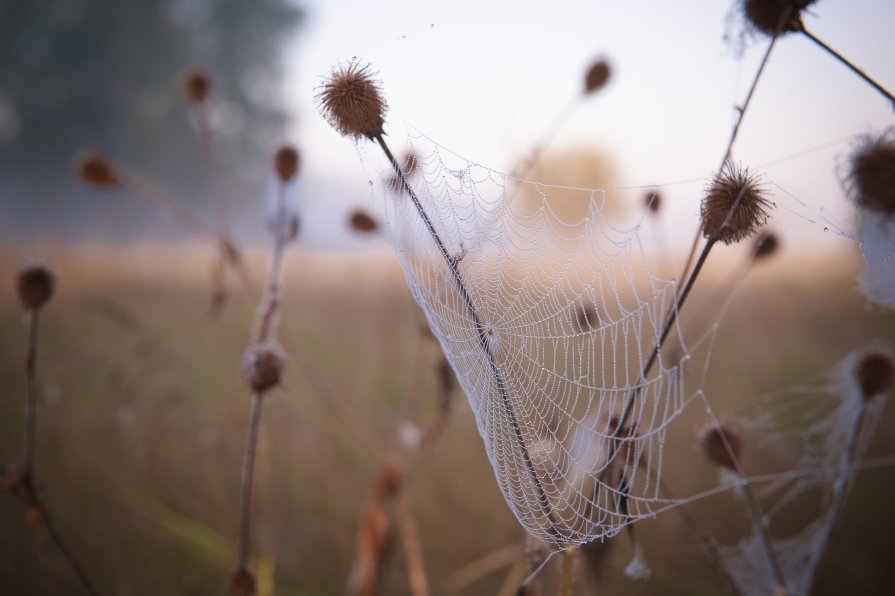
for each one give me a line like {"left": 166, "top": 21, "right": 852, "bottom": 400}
{"left": 356, "top": 129, "right": 713, "bottom": 548}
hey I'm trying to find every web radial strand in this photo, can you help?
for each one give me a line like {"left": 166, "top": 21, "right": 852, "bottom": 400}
{"left": 359, "top": 130, "right": 700, "bottom": 547}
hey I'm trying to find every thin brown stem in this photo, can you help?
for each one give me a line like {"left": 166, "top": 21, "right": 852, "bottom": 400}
{"left": 374, "top": 133, "right": 560, "bottom": 539}
{"left": 559, "top": 549, "right": 577, "bottom": 596}
{"left": 734, "top": 471, "right": 787, "bottom": 593}
{"left": 236, "top": 392, "right": 266, "bottom": 572}
{"left": 194, "top": 104, "right": 231, "bottom": 234}
{"left": 397, "top": 490, "right": 430, "bottom": 596}
{"left": 798, "top": 25, "right": 895, "bottom": 108}
{"left": 24, "top": 312, "right": 39, "bottom": 481}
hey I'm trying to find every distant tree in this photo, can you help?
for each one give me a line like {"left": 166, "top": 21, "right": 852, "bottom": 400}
{"left": 0, "top": 0, "right": 303, "bottom": 241}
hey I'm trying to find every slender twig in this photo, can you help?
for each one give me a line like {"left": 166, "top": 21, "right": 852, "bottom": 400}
{"left": 236, "top": 392, "right": 265, "bottom": 573}
{"left": 559, "top": 549, "right": 577, "bottom": 596}
{"left": 797, "top": 24, "right": 895, "bottom": 108}
{"left": 397, "top": 490, "right": 430, "bottom": 596}
{"left": 374, "top": 133, "right": 560, "bottom": 538}
{"left": 23, "top": 312, "right": 39, "bottom": 482}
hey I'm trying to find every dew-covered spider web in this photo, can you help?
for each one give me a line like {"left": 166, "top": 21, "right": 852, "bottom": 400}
{"left": 707, "top": 343, "right": 890, "bottom": 596}
{"left": 355, "top": 129, "right": 718, "bottom": 548}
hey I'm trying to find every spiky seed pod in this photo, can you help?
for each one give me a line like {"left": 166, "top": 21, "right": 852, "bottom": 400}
{"left": 846, "top": 130, "right": 895, "bottom": 215}
{"left": 241, "top": 342, "right": 285, "bottom": 394}
{"left": 349, "top": 210, "right": 378, "bottom": 233}
{"left": 753, "top": 230, "right": 780, "bottom": 260}
{"left": 699, "top": 423, "right": 743, "bottom": 470}
{"left": 701, "top": 163, "right": 772, "bottom": 245}
{"left": 76, "top": 152, "right": 120, "bottom": 188}
{"left": 230, "top": 568, "right": 256, "bottom": 596}
{"left": 645, "top": 191, "right": 662, "bottom": 213}
{"left": 584, "top": 59, "right": 612, "bottom": 95}
{"left": 742, "top": 0, "right": 816, "bottom": 36}
{"left": 854, "top": 351, "right": 894, "bottom": 401}
{"left": 316, "top": 59, "right": 387, "bottom": 140}
{"left": 184, "top": 69, "right": 212, "bottom": 105}
{"left": 273, "top": 145, "right": 300, "bottom": 182}
{"left": 17, "top": 263, "right": 55, "bottom": 312}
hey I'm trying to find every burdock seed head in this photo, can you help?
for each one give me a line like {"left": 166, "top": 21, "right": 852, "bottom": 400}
{"left": 184, "top": 69, "right": 212, "bottom": 105}
{"left": 76, "top": 152, "right": 120, "bottom": 188}
{"left": 854, "top": 351, "right": 894, "bottom": 401}
{"left": 584, "top": 59, "right": 612, "bottom": 95}
{"left": 742, "top": 0, "right": 816, "bottom": 36}
{"left": 645, "top": 191, "right": 662, "bottom": 213}
{"left": 701, "top": 163, "right": 772, "bottom": 245}
{"left": 699, "top": 422, "right": 743, "bottom": 470}
{"left": 242, "top": 341, "right": 285, "bottom": 394}
{"left": 349, "top": 210, "right": 378, "bottom": 233}
{"left": 753, "top": 230, "right": 780, "bottom": 261}
{"left": 846, "top": 130, "right": 895, "bottom": 215}
{"left": 16, "top": 262, "right": 55, "bottom": 312}
{"left": 316, "top": 59, "right": 387, "bottom": 140}
{"left": 273, "top": 144, "right": 300, "bottom": 183}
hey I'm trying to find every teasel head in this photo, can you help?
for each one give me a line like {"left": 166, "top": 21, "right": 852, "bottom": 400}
{"left": 241, "top": 341, "right": 285, "bottom": 394}
{"left": 349, "top": 210, "right": 379, "bottom": 234}
{"left": 273, "top": 144, "right": 300, "bottom": 183}
{"left": 699, "top": 422, "right": 743, "bottom": 470}
{"left": 316, "top": 59, "right": 387, "bottom": 140}
{"left": 76, "top": 151, "right": 120, "bottom": 188}
{"left": 752, "top": 230, "right": 780, "bottom": 261}
{"left": 854, "top": 350, "right": 894, "bottom": 402}
{"left": 741, "top": 0, "right": 816, "bottom": 36}
{"left": 584, "top": 59, "right": 612, "bottom": 95}
{"left": 184, "top": 69, "right": 212, "bottom": 105}
{"left": 17, "top": 262, "right": 55, "bottom": 312}
{"left": 845, "top": 129, "right": 895, "bottom": 216}
{"left": 644, "top": 191, "right": 662, "bottom": 214}
{"left": 701, "top": 163, "right": 772, "bottom": 245}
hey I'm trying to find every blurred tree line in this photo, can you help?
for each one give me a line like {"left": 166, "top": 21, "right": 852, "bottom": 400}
{"left": 0, "top": 0, "right": 303, "bottom": 241}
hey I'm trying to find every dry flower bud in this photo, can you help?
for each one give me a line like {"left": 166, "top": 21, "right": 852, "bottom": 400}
{"left": 645, "top": 191, "right": 662, "bottom": 213}
{"left": 349, "top": 210, "right": 378, "bottom": 233}
{"left": 753, "top": 230, "right": 780, "bottom": 261}
{"left": 846, "top": 130, "right": 895, "bottom": 215}
{"left": 854, "top": 351, "right": 894, "bottom": 400}
{"left": 242, "top": 342, "right": 285, "bottom": 394}
{"left": 273, "top": 145, "right": 300, "bottom": 182}
{"left": 701, "top": 163, "right": 772, "bottom": 245}
{"left": 230, "top": 568, "right": 256, "bottom": 596}
{"left": 76, "top": 152, "right": 120, "bottom": 188}
{"left": 699, "top": 423, "right": 743, "bottom": 470}
{"left": 584, "top": 59, "right": 612, "bottom": 95}
{"left": 17, "top": 263, "right": 55, "bottom": 311}
{"left": 184, "top": 69, "right": 212, "bottom": 105}
{"left": 742, "top": 0, "right": 816, "bottom": 36}
{"left": 316, "top": 59, "right": 387, "bottom": 140}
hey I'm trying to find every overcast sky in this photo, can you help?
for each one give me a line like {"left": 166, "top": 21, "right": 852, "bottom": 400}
{"left": 279, "top": 0, "right": 895, "bottom": 253}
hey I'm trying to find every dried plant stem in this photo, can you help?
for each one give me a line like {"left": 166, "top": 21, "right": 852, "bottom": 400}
{"left": 559, "top": 549, "right": 577, "bottom": 596}
{"left": 236, "top": 392, "right": 266, "bottom": 573}
{"left": 515, "top": 97, "right": 579, "bottom": 180}
{"left": 806, "top": 401, "right": 867, "bottom": 594}
{"left": 733, "top": 470, "right": 787, "bottom": 593}
{"left": 193, "top": 104, "right": 231, "bottom": 234}
{"left": 374, "top": 133, "right": 560, "bottom": 538}
{"left": 397, "top": 491, "right": 430, "bottom": 596}
{"left": 23, "top": 312, "right": 39, "bottom": 480}
{"left": 797, "top": 25, "right": 895, "bottom": 108}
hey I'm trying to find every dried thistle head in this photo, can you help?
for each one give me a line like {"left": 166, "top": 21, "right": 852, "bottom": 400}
{"left": 742, "top": 0, "right": 816, "bottom": 36}
{"left": 845, "top": 130, "right": 895, "bottom": 215}
{"left": 230, "top": 568, "right": 256, "bottom": 596}
{"left": 349, "top": 210, "right": 378, "bottom": 233}
{"left": 699, "top": 422, "right": 743, "bottom": 470}
{"left": 644, "top": 191, "right": 662, "bottom": 214}
{"left": 753, "top": 230, "right": 780, "bottom": 261}
{"left": 273, "top": 144, "right": 300, "bottom": 182}
{"left": 854, "top": 351, "right": 894, "bottom": 401}
{"left": 17, "top": 262, "right": 55, "bottom": 312}
{"left": 701, "top": 163, "right": 772, "bottom": 245}
{"left": 76, "top": 152, "right": 120, "bottom": 188}
{"left": 584, "top": 59, "right": 612, "bottom": 95}
{"left": 316, "top": 59, "right": 387, "bottom": 140}
{"left": 184, "top": 69, "right": 212, "bottom": 105}
{"left": 241, "top": 341, "right": 285, "bottom": 394}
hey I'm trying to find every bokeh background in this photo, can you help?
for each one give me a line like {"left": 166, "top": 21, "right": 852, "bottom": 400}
{"left": 2, "top": 0, "right": 894, "bottom": 594}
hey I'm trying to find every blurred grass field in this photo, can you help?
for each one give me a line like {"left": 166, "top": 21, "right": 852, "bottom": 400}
{"left": 1, "top": 242, "right": 894, "bottom": 595}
